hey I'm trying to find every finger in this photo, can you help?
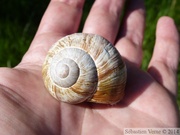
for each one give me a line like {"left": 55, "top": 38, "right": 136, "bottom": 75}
{"left": 83, "top": 0, "right": 125, "bottom": 44}
{"left": 115, "top": 0, "right": 145, "bottom": 67}
{"left": 20, "top": 0, "right": 85, "bottom": 67}
{"left": 31, "top": 0, "right": 84, "bottom": 50}
{"left": 37, "top": 0, "right": 84, "bottom": 36}
{"left": 148, "top": 16, "right": 180, "bottom": 96}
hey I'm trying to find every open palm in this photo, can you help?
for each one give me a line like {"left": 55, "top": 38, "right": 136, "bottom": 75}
{"left": 0, "top": 0, "right": 179, "bottom": 135}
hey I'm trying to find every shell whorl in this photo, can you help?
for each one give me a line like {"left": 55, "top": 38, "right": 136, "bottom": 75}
{"left": 42, "top": 33, "right": 127, "bottom": 104}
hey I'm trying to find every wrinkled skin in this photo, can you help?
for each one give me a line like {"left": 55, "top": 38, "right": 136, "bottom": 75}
{"left": 0, "top": 0, "right": 179, "bottom": 135}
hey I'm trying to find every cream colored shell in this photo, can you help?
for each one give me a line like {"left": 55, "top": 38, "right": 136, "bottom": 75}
{"left": 42, "top": 33, "right": 127, "bottom": 105}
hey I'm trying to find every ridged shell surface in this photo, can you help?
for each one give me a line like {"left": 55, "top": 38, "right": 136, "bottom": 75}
{"left": 42, "top": 33, "right": 126, "bottom": 104}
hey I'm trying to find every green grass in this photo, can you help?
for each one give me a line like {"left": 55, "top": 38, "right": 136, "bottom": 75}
{"left": 0, "top": 0, "right": 49, "bottom": 67}
{"left": 0, "top": 0, "right": 180, "bottom": 109}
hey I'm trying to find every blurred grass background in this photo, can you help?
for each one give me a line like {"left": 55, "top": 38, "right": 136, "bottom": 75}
{"left": 0, "top": 0, "right": 179, "bottom": 109}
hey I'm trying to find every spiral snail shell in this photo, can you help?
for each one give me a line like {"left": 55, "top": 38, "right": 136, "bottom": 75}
{"left": 42, "top": 33, "right": 127, "bottom": 105}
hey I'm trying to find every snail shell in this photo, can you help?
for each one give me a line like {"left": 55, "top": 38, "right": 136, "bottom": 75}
{"left": 42, "top": 33, "right": 127, "bottom": 105}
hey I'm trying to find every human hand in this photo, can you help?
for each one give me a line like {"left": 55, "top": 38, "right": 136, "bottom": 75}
{"left": 0, "top": 0, "right": 179, "bottom": 135}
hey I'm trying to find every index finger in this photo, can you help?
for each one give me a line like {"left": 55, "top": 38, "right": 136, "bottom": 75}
{"left": 37, "top": 0, "right": 84, "bottom": 36}
{"left": 20, "top": 0, "right": 85, "bottom": 66}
